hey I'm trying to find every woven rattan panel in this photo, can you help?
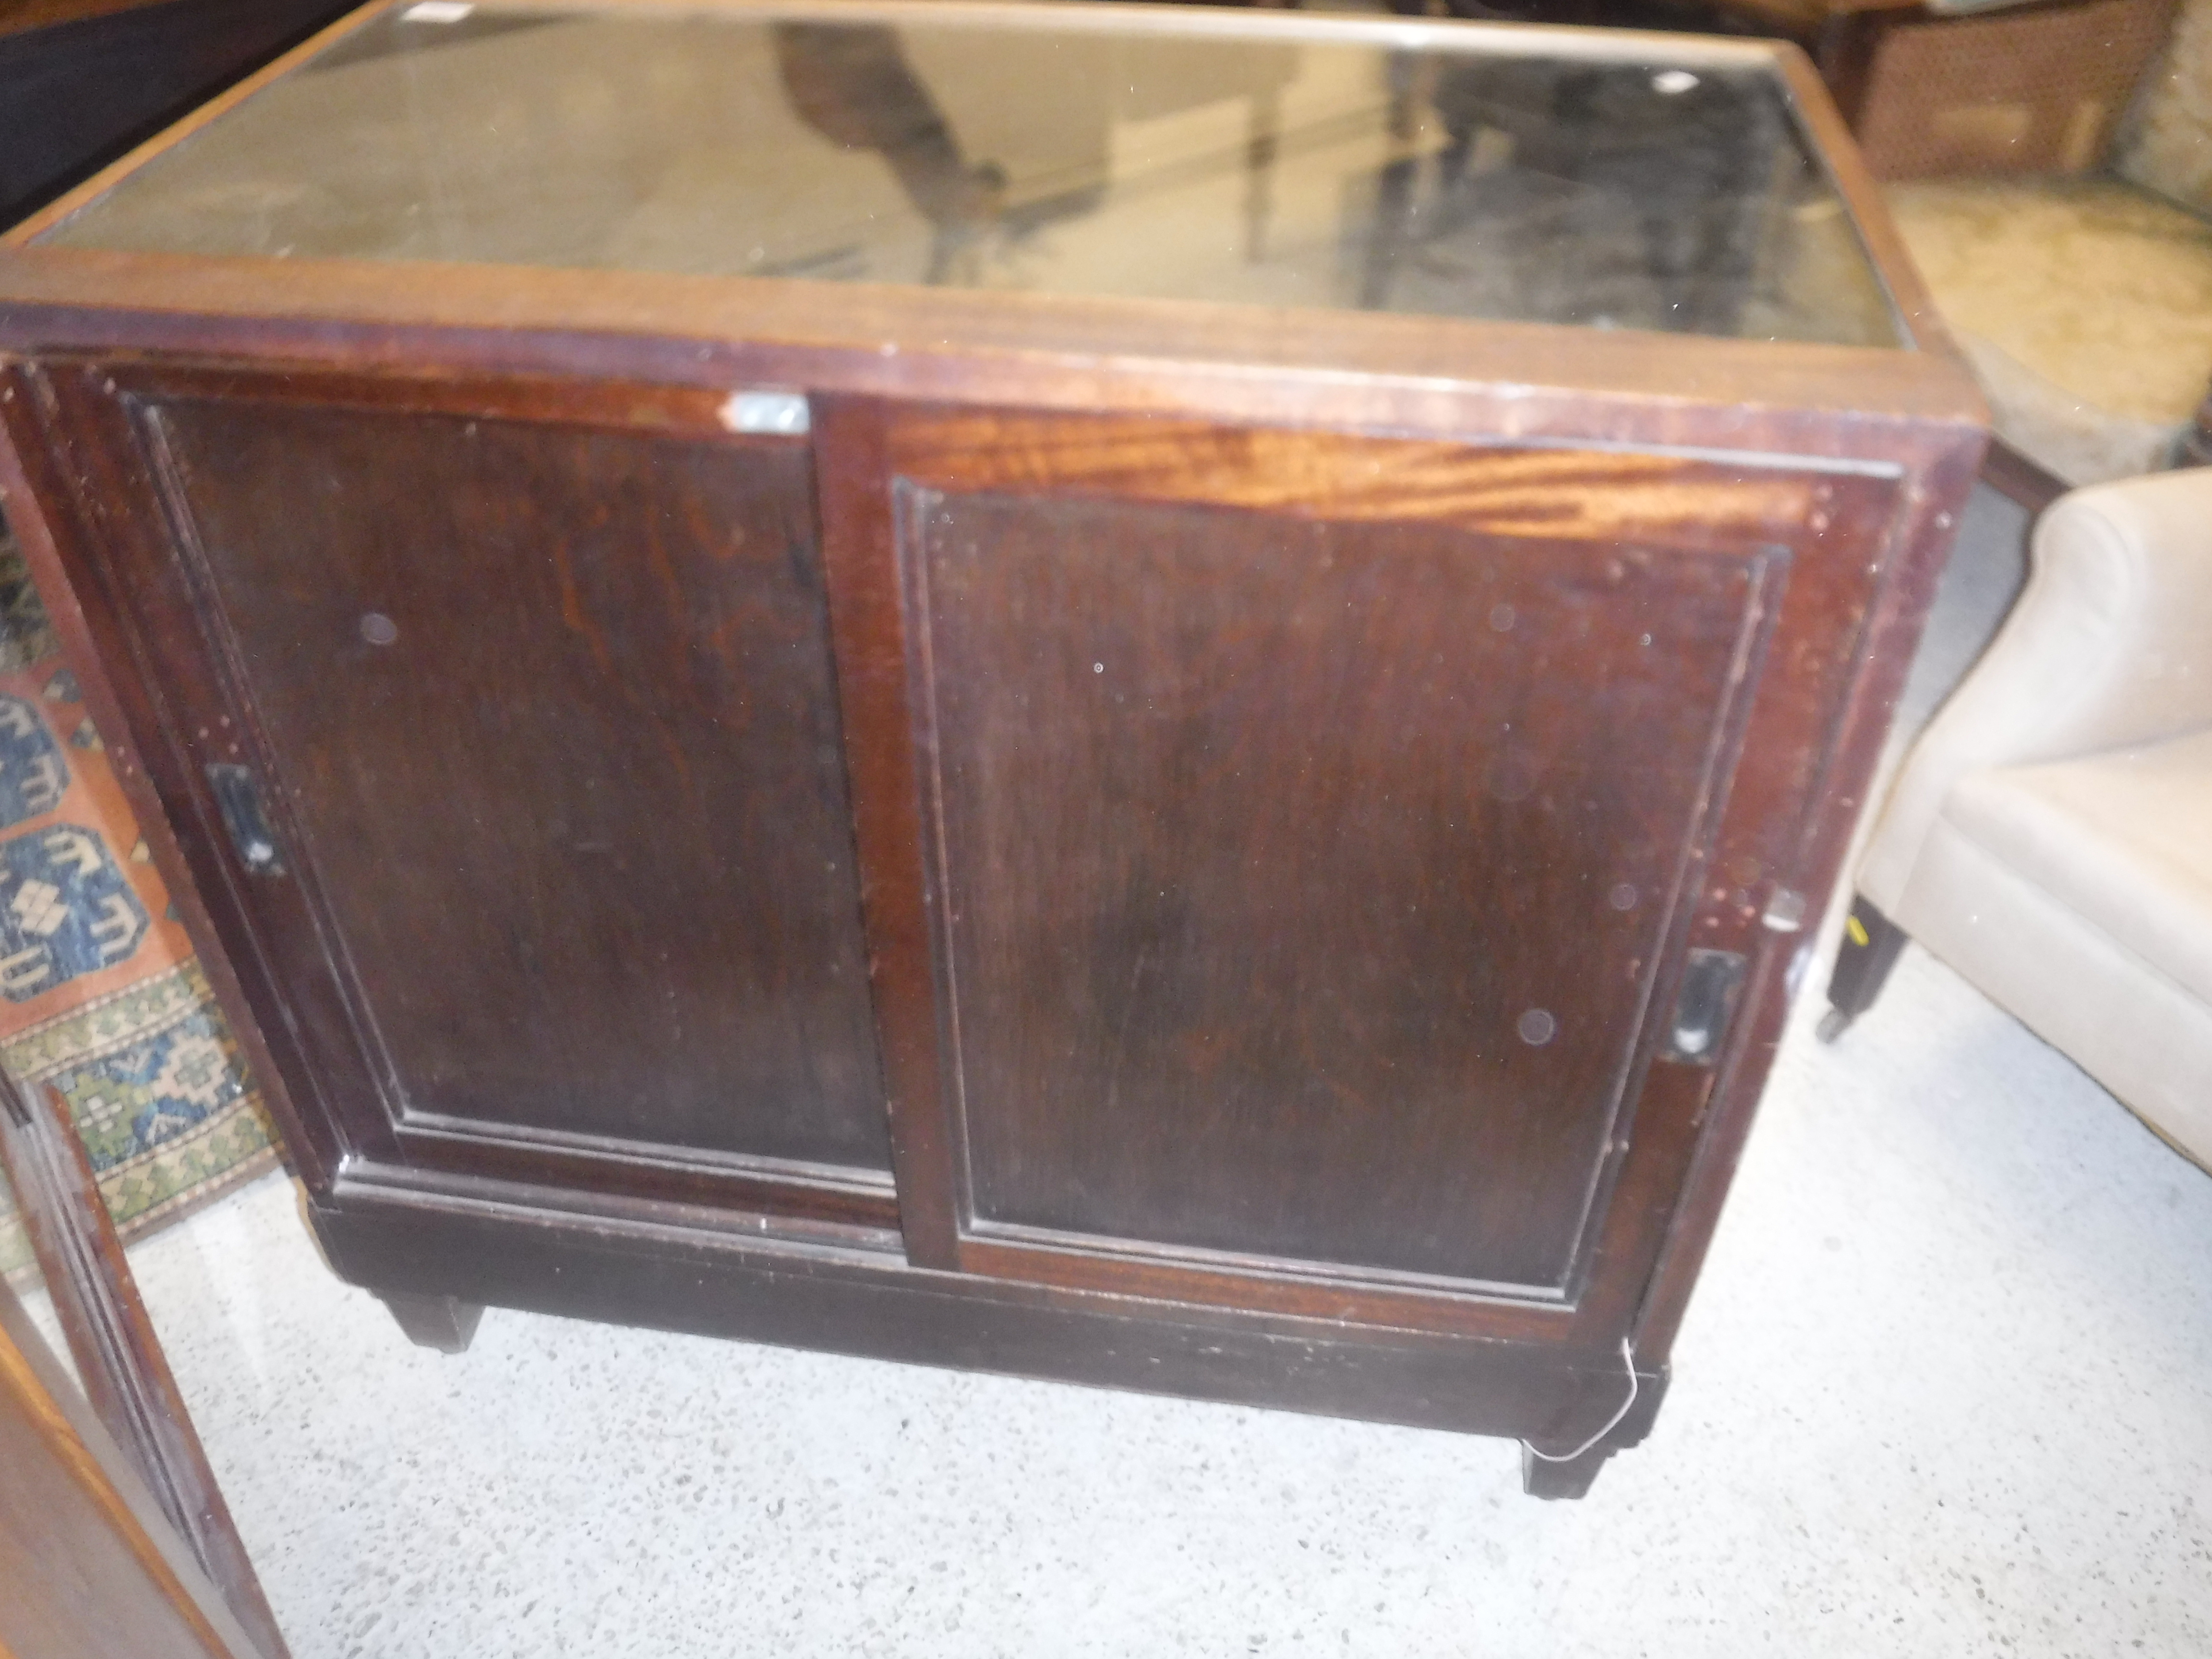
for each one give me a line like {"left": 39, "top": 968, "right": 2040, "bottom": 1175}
{"left": 1857, "top": 0, "right": 2178, "bottom": 179}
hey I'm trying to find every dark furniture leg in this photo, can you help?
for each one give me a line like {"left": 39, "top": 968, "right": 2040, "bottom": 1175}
{"left": 379, "top": 1292, "right": 483, "bottom": 1354}
{"left": 1817, "top": 894, "right": 1911, "bottom": 1043}
{"left": 1520, "top": 1441, "right": 1616, "bottom": 1500}
{"left": 1979, "top": 436, "right": 2069, "bottom": 514}
{"left": 2176, "top": 380, "right": 2211, "bottom": 470}
{"left": 1516, "top": 1347, "right": 1665, "bottom": 1498}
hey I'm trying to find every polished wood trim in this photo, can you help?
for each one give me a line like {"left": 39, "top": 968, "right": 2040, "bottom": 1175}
{"left": 1630, "top": 428, "right": 1984, "bottom": 1358}
{"left": 866, "top": 402, "right": 1821, "bottom": 1342}
{"left": 348, "top": 1154, "right": 904, "bottom": 1253}
{"left": 1, "top": 1276, "right": 268, "bottom": 1659}
{"left": 95, "top": 357, "right": 742, "bottom": 434}
{"left": 0, "top": 0, "right": 1975, "bottom": 430}
{"left": 473, "top": 0, "right": 1786, "bottom": 65}
{"left": 2, "top": 0, "right": 400, "bottom": 245}
{"left": 957, "top": 1235, "right": 1577, "bottom": 1342}
{"left": 1978, "top": 435, "right": 2068, "bottom": 513}
{"left": 0, "top": 1073, "right": 286, "bottom": 1659}
{"left": 1770, "top": 43, "right": 1960, "bottom": 363}
{"left": 815, "top": 397, "right": 960, "bottom": 1269}
{"left": 314, "top": 1163, "right": 1660, "bottom": 1452}
{"left": 0, "top": 369, "right": 329, "bottom": 1187}
{"left": 395, "top": 1113, "right": 896, "bottom": 1195}
{"left": 964, "top": 1215, "right": 1576, "bottom": 1305}
{"left": 389, "top": 1117, "right": 901, "bottom": 1231}
{"left": 0, "top": 249, "right": 1985, "bottom": 442}
{"left": 885, "top": 410, "right": 1859, "bottom": 530}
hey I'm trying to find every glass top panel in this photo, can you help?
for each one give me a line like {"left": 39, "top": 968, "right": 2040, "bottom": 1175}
{"left": 36, "top": 1, "right": 1904, "bottom": 348}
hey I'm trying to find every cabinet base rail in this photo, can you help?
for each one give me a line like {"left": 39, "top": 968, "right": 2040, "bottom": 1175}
{"left": 312, "top": 1170, "right": 1668, "bottom": 1496}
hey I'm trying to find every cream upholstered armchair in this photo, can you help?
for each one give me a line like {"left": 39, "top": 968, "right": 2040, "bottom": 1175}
{"left": 1818, "top": 468, "right": 2212, "bottom": 1171}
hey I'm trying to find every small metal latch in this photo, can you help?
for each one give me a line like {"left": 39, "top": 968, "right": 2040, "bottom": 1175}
{"left": 718, "top": 391, "right": 810, "bottom": 436}
{"left": 206, "top": 763, "right": 286, "bottom": 875}
{"left": 1660, "top": 948, "right": 1747, "bottom": 1066}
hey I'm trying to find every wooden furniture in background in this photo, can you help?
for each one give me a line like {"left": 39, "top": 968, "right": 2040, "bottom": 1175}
{"left": 0, "top": 1067, "right": 284, "bottom": 1659}
{"left": 0, "top": 1279, "right": 267, "bottom": 1659}
{"left": 1716, "top": 0, "right": 2179, "bottom": 177}
{"left": 1979, "top": 435, "right": 2071, "bottom": 511}
{"left": 0, "top": 0, "right": 1984, "bottom": 1497}
{"left": 1846, "top": 0, "right": 2178, "bottom": 179}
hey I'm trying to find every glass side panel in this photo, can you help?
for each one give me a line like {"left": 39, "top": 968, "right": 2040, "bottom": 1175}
{"left": 0, "top": 1151, "right": 87, "bottom": 1399}
{"left": 37, "top": 1, "right": 1903, "bottom": 346}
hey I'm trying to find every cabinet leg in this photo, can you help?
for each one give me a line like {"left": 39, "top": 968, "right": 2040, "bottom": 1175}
{"left": 1817, "top": 894, "right": 1910, "bottom": 1044}
{"left": 380, "top": 1291, "right": 483, "bottom": 1354}
{"left": 1520, "top": 1440, "right": 1616, "bottom": 1500}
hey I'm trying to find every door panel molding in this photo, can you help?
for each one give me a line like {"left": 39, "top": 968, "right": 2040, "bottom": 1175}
{"left": 825, "top": 397, "right": 1896, "bottom": 1340}
{"left": 14, "top": 357, "right": 900, "bottom": 1226}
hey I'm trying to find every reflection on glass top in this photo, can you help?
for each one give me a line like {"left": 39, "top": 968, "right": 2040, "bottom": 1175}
{"left": 37, "top": 1, "right": 1903, "bottom": 347}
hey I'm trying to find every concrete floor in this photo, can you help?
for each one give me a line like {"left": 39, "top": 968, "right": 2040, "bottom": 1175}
{"left": 115, "top": 487, "right": 2212, "bottom": 1658}
{"left": 127, "top": 946, "right": 2212, "bottom": 1658}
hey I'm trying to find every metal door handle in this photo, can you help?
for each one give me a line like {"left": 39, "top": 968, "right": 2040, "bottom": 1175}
{"left": 206, "top": 763, "right": 286, "bottom": 875}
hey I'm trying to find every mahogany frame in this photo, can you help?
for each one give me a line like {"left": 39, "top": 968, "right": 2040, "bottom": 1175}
{"left": 0, "top": 0, "right": 1986, "bottom": 1498}
{"left": 0, "top": 1070, "right": 288, "bottom": 1657}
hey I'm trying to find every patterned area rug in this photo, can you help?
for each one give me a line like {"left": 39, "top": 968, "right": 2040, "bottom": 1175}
{"left": 0, "top": 520, "right": 280, "bottom": 1277}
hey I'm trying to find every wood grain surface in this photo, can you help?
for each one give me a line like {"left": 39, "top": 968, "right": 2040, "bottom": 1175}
{"left": 146, "top": 393, "right": 889, "bottom": 1170}
{"left": 0, "top": 1074, "right": 286, "bottom": 1658}
{"left": 0, "top": 1274, "right": 269, "bottom": 1659}
{"left": 0, "top": 0, "right": 1988, "bottom": 1483}
{"left": 7, "top": 360, "right": 900, "bottom": 1228}
{"left": 807, "top": 401, "right": 1928, "bottom": 1347}
{"left": 912, "top": 488, "right": 1774, "bottom": 1291}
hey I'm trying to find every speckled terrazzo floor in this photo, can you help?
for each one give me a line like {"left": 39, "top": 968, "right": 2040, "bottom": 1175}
{"left": 125, "top": 950, "right": 2212, "bottom": 1658}
{"left": 118, "top": 491, "right": 2212, "bottom": 1658}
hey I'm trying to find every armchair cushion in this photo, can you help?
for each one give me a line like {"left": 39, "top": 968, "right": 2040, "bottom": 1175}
{"left": 1861, "top": 469, "right": 2212, "bottom": 914}
{"left": 1851, "top": 468, "right": 2212, "bottom": 1171}
{"left": 1892, "top": 816, "right": 2212, "bottom": 1166}
{"left": 1945, "top": 731, "right": 2212, "bottom": 1008}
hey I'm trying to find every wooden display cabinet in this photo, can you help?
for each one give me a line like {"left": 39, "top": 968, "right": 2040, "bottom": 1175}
{"left": 0, "top": 0, "right": 1982, "bottom": 1496}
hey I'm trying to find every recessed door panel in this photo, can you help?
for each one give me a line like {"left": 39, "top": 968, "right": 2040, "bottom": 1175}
{"left": 133, "top": 389, "right": 891, "bottom": 1186}
{"left": 902, "top": 481, "right": 1781, "bottom": 1293}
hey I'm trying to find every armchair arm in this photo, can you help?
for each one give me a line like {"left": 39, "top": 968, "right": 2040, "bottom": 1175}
{"left": 1860, "top": 467, "right": 2212, "bottom": 912}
